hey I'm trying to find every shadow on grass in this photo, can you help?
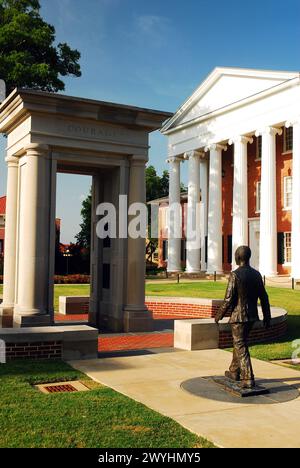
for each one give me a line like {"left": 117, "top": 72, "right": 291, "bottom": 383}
{"left": 286, "top": 315, "right": 300, "bottom": 341}
{"left": 0, "top": 360, "right": 80, "bottom": 384}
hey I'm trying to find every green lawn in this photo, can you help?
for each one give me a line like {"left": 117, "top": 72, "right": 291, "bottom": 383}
{"left": 53, "top": 284, "right": 90, "bottom": 312}
{"left": 146, "top": 280, "right": 300, "bottom": 362}
{"left": 1, "top": 280, "right": 299, "bottom": 362}
{"left": 0, "top": 285, "right": 90, "bottom": 313}
{"left": 0, "top": 360, "right": 214, "bottom": 448}
{"left": 146, "top": 281, "right": 226, "bottom": 299}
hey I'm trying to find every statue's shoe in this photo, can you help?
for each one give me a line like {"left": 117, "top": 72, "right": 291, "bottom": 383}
{"left": 225, "top": 370, "right": 240, "bottom": 381}
{"left": 240, "top": 379, "right": 256, "bottom": 389}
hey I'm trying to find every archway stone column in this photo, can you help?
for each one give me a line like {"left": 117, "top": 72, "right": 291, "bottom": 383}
{"left": 0, "top": 155, "right": 19, "bottom": 327}
{"left": 123, "top": 156, "right": 153, "bottom": 332}
{"left": 14, "top": 143, "right": 53, "bottom": 327}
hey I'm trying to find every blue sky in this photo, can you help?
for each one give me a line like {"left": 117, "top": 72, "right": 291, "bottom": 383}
{"left": 1, "top": 0, "right": 300, "bottom": 242}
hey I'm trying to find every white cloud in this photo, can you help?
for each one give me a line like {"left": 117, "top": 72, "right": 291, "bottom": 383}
{"left": 137, "top": 15, "right": 169, "bottom": 33}
{"left": 42, "top": 0, "right": 80, "bottom": 32}
{"left": 135, "top": 14, "right": 171, "bottom": 46}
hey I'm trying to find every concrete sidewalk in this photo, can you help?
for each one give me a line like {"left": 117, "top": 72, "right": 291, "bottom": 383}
{"left": 70, "top": 349, "right": 300, "bottom": 448}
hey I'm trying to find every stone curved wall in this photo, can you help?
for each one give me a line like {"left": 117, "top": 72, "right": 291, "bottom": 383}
{"left": 146, "top": 296, "right": 224, "bottom": 319}
{"left": 146, "top": 296, "right": 288, "bottom": 348}
{"left": 218, "top": 308, "right": 288, "bottom": 348}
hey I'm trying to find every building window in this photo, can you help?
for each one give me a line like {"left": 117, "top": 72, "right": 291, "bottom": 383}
{"left": 284, "top": 232, "right": 292, "bottom": 264}
{"left": 256, "top": 181, "right": 261, "bottom": 213}
{"left": 162, "top": 240, "right": 168, "bottom": 261}
{"left": 284, "top": 176, "right": 293, "bottom": 210}
{"left": 181, "top": 239, "right": 186, "bottom": 262}
{"left": 256, "top": 136, "right": 262, "bottom": 160}
{"left": 227, "top": 235, "right": 232, "bottom": 264}
{"left": 284, "top": 126, "right": 293, "bottom": 152}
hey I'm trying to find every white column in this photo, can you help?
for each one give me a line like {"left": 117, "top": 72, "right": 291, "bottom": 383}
{"left": 123, "top": 157, "right": 152, "bottom": 332}
{"left": 206, "top": 144, "right": 227, "bottom": 274}
{"left": 200, "top": 156, "right": 208, "bottom": 271}
{"left": 167, "top": 156, "right": 182, "bottom": 272}
{"left": 286, "top": 119, "right": 300, "bottom": 278}
{"left": 0, "top": 156, "right": 19, "bottom": 325}
{"left": 256, "top": 126, "right": 282, "bottom": 277}
{"left": 14, "top": 144, "right": 52, "bottom": 326}
{"left": 184, "top": 150, "right": 201, "bottom": 273}
{"left": 229, "top": 135, "right": 253, "bottom": 269}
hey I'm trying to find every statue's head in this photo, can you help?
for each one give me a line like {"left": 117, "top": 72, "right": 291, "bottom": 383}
{"left": 235, "top": 245, "right": 251, "bottom": 266}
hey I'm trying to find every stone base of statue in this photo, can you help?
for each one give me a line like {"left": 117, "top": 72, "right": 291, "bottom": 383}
{"left": 212, "top": 376, "right": 270, "bottom": 398}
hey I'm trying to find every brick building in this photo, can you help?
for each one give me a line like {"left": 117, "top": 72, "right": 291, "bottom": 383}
{"left": 0, "top": 195, "right": 61, "bottom": 258}
{"left": 0, "top": 196, "right": 6, "bottom": 256}
{"left": 160, "top": 67, "right": 299, "bottom": 277}
{"left": 149, "top": 192, "right": 188, "bottom": 269}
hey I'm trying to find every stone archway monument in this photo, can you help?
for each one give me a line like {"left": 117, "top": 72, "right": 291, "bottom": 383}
{"left": 0, "top": 89, "right": 171, "bottom": 331}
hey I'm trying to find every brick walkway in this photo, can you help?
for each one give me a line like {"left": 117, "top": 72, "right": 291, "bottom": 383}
{"left": 55, "top": 314, "right": 88, "bottom": 322}
{"left": 54, "top": 313, "right": 175, "bottom": 352}
{"left": 98, "top": 331, "right": 174, "bottom": 352}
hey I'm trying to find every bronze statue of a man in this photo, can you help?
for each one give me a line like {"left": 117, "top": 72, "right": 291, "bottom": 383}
{"left": 215, "top": 246, "right": 271, "bottom": 389}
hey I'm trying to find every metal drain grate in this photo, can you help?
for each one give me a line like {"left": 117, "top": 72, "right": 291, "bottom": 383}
{"left": 35, "top": 380, "right": 90, "bottom": 394}
{"left": 44, "top": 384, "right": 78, "bottom": 393}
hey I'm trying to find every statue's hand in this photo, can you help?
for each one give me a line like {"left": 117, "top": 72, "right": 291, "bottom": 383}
{"left": 263, "top": 319, "right": 271, "bottom": 330}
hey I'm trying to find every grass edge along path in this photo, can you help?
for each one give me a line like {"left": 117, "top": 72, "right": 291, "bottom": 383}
{"left": 0, "top": 360, "right": 215, "bottom": 448}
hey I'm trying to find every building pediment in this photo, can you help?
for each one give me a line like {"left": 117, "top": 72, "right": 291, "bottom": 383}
{"left": 162, "top": 67, "right": 299, "bottom": 133}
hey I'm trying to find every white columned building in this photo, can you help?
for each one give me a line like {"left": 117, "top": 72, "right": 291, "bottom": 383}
{"left": 200, "top": 155, "right": 208, "bottom": 272}
{"left": 166, "top": 156, "right": 182, "bottom": 272}
{"left": 160, "top": 66, "right": 300, "bottom": 279}
{"left": 287, "top": 118, "right": 300, "bottom": 279}
{"left": 206, "top": 144, "right": 226, "bottom": 274}
{"left": 230, "top": 135, "right": 253, "bottom": 269}
{"left": 256, "top": 127, "right": 282, "bottom": 277}
{"left": 185, "top": 150, "right": 201, "bottom": 273}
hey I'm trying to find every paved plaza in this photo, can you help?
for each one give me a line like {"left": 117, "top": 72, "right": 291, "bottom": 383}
{"left": 70, "top": 349, "right": 300, "bottom": 448}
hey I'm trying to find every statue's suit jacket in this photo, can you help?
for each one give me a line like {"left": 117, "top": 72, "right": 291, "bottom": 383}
{"left": 216, "top": 265, "right": 271, "bottom": 323}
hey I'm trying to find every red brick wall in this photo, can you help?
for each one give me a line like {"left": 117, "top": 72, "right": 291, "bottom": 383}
{"left": 146, "top": 300, "right": 223, "bottom": 318}
{"left": 248, "top": 136, "right": 261, "bottom": 219}
{"left": 219, "top": 320, "right": 287, "bottom": 348}
{"left": 5, "top": 341, "right": 62, "bottom": 360}
{"left": 276, "top": 132, "right": 292, "bottom": 275}
{"left": 222, "top": 146, "right": 233, "bottom": 272}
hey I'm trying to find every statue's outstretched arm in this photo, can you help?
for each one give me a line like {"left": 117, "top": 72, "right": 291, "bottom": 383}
{"left": 258, "top": 276, "right": 271, "bottom": 326}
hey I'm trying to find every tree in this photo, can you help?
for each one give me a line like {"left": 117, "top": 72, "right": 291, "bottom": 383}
{"left": 0, "top": 0, "right": 81, "bottom": 95}
{"left": 145, "top": 165, "right": 161, "bottom": 202}
{"left": 160, "top": 170, "right": 169, "bottom": 198}
{"left": 75, "top": 190, "right": 92, "bottom": 250}
{"left": 146, "top": 165, "right": 186, "bottom": 202}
